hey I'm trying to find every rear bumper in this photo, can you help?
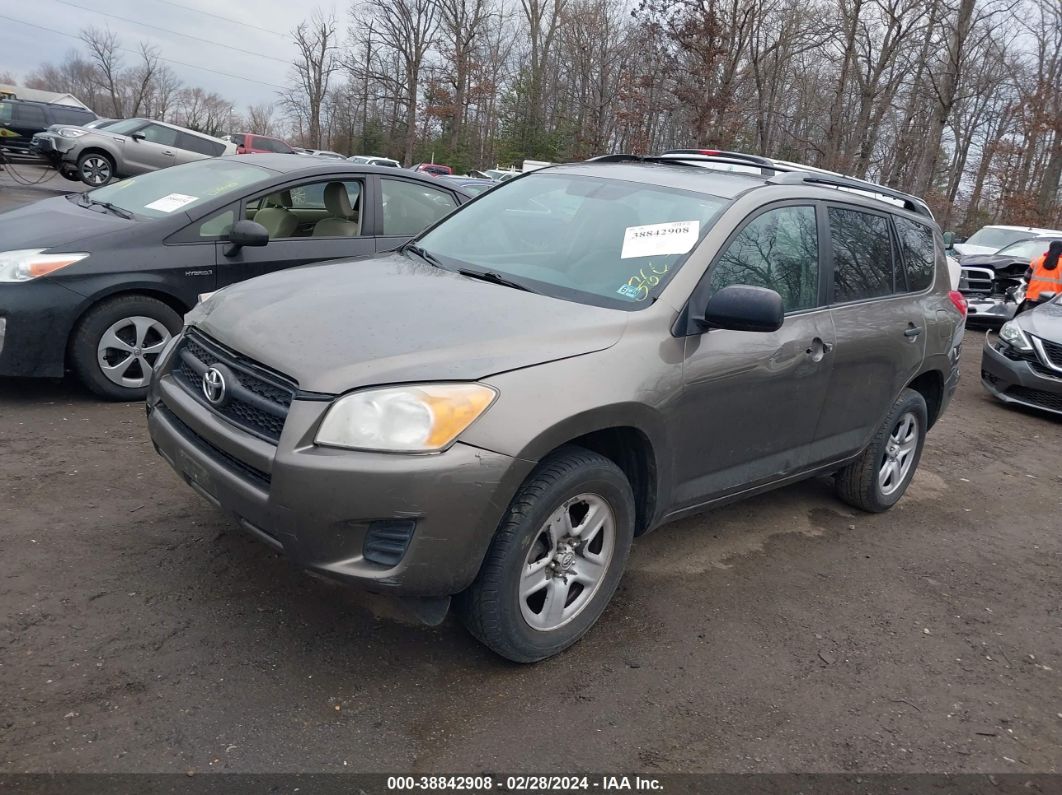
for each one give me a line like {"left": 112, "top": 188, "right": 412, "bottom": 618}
{"left": 981, "top": 336, "right": 1062, "bottom": 416}
{"left": 0, "top": 281, "right": 82, "bottom": 378}
{"left": 147, "top": 368, "right": 533, "bottom": 596}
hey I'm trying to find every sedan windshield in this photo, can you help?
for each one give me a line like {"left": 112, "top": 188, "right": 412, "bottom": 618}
{"left": 415, "top": 171, "right": 728, "bottom": 308}
{"left": 85, "top": 159, "right": 273, "bottom": 219}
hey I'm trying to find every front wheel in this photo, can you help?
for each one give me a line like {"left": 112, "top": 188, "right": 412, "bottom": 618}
{"left": 70, "top": 295, "right": 183, "bottom": 400}
{"left": 77, "top": 152, "right": 115, "bottom": 186}
{"left": 456, "top": 447, "right": 635, "bottom": 663}
{"left": 835, "top": 388, "right": 928, "bottom": 512}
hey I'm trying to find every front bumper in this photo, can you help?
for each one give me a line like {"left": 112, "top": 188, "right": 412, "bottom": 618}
{"left": 147, "top": 362, "right": 533, "bottom": 596}
{"left": 964, "top": 294, "right": 1017, "bottom": 323}
{"left": 981, "top": 335, "right": 1062, "bottom": 416}
{"left": 0, "top": 281, "right": 84, "bottom": 378}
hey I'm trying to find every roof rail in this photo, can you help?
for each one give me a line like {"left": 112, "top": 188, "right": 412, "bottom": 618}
{"left": 767, "top": 171, "right": 932, "bottom": 218}
{"left": 661, "top": 149, "right": 775, "bottom": 167}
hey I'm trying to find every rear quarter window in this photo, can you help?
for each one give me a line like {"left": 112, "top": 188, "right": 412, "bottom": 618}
{"left": 51, "top": 107, "right": 94, "bottom": 125}
{"left": 894, "top": 216, "right": 936, "bottom": 291}
{"left": 178, "top": 132, "right": 225, "bottom": 156}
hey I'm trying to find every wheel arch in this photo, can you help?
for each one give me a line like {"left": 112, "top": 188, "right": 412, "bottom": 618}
{"left": 905, "top": 368, "right": 945, "bottom": 429}
{"left": 65, "top": 287, "right": 190, "bottom": 363}
{"left": 510, "top": 405, "right": 669, "bottom": 536}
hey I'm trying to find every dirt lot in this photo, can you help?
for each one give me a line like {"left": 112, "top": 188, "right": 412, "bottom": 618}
{"left": 1, "top": 176, "right": 1060, "bottom": 775}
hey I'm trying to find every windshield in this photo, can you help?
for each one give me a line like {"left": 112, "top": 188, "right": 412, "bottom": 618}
{"left": 965, "top": 228, "right": 1035, "bottom": 250}
{"left": 415, "top": 171, "right": 729, "bottom": 308}
{"left": 997, "top": 238, "right": 1060, "bottom": 259}
{"left": 102, "top": 118, "right": 151, "bottom": 136}
{"left": 86, "top": 158, "right": 272, "bottom": 219}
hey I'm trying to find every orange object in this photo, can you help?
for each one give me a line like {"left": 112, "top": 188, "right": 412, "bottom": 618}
{"left": 1026, "top": 253, "right": 1062, "bottom": 301}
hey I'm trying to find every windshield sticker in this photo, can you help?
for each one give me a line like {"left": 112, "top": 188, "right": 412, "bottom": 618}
{"left": 617, "top": 263, "right": 671, "bottom": 301}
{"left": 144, "top": 193, "right": 198, "bottom": 213}
{"left": 621, "top": 220, "right": 699, "bottom": 259}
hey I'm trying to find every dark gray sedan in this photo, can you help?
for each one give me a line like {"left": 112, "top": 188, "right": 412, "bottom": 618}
{"left": 0, "top": 154, "right": 469, "bottom": 399}
{"left": 981, "top": 295, "right": 1062, "bottom": 415}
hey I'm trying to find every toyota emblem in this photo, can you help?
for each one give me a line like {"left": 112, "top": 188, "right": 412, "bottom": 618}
{"left": 201, "top": 367, "right": 227, "bottom": 405}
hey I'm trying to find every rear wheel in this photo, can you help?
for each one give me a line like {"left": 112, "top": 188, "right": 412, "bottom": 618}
{"left": 835, "top": 388, "right": 927, "bottom": 512}
{"left": 77, "top": 152, "right": 115, "bottom": 186}
{"left": 70, "top": 295, "right": 182, "bottom": 400}
{"left": 456, "top": 447, "right": 635, "bottom": 663}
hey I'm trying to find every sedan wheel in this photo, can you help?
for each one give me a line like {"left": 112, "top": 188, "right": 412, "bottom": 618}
{"left": 96, "top": 316, "right": 173, "bottom": 390}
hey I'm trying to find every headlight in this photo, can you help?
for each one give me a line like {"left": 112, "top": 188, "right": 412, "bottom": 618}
{"left": 315, "top": 383, "right": 497, "bottom": 452}
{"left": 58, "top": 128, "right": 88, "bottom": 139}
{"left": 0, "top": 250, "right": 89, "bottom": 283}
{"left": 999, "top": 321, "right": 1032, "bottom": 351}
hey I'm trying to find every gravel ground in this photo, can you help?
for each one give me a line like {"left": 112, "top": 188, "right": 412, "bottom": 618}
{"left": 0, "top": 179, "right": 1060, "bottom": 775}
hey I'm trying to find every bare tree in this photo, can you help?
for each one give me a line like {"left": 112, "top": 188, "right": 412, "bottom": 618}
{"left": 284, "top": 11, "right": 340, "bottom": 148}
{"left": 80, "top": 26, "right": 124, "bottom": 117}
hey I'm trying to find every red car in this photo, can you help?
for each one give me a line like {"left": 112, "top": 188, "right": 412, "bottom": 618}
{"left": 227, "top": 133, "right": 295, "bottom": 155}
{"left": 411, "top": 163, "right": 453, "bottom": 176}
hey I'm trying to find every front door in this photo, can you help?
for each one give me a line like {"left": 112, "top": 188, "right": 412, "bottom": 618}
{"left": 672, "top": 203, "right": 836, "bottom": 508}
{"left": 373, "top": 176, "right": 462, "bottom": 252}
{"left": 124, "top": 123, "right": 180, "bottom": 174}
{"left": 215, "top": 177, "right": 377, "bottom": 288}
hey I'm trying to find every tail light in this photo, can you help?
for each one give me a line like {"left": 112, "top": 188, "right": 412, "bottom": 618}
{"left": 948, "top": 290, "right": 967, "bottom": 317}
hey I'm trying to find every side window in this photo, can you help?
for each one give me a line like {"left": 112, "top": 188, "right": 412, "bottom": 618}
{"left": 198, "top": 209, "right": 234, "bottom": 238}
{"left": 381, "top": 178, "right": 458, "bottom": 236}
{"left": 829, "top": 207, "right": 894, "bottom": 303}
{"left": 14, "top": 103, "right": 46, "bottom": 126}
{"left": 709, "top": 205, "right": 820, "bottom": 313}
{"left": 245, "top": 180, "right": 364, "bottom": 239}
{"left": 178, "top": 132, "right": 224, "bottom": 156}
{"left": 894, "top": 217, "right": 936, "bottom": 292}
{"left": 140, "top": 124, "right": 180, "bottom": 146}
{"left": 0, "top": 101, "right": 13, "bottom": 124}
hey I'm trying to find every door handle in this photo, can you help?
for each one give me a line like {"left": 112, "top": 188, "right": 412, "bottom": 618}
{"left": 162, "top": 150, "right": 175, "bottom": 156}
{"left": 904, "top": 324, "right": 922, "bottom": 338}
{"left": 806, "top": 337, "right": 833, "bottom": 361}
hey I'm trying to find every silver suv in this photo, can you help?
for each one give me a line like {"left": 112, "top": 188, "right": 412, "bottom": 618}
{"left": 147, "top": 151, "right": 967, "bottom": 662}
{"left": 33, "top": 118, "right": 235, "bottom": 186}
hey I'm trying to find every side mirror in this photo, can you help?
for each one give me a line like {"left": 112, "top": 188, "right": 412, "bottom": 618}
{"left": 703, "top": 285, "right": 784, "bottom": 333}
{"left": 130, "top": 132, "right": 145, "bottom": 141}
{"left": 224, "top": 220, "right": 269, "bottom": 256}
{"left": 942, "top": 231, "right": 955, "bottom": 248}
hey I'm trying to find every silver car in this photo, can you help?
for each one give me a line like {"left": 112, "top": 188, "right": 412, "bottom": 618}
{"left": 33, "top": 118, "right": 236, "bottom": 186}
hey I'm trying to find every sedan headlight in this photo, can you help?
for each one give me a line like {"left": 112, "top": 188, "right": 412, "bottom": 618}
{"left": 0, "top": 250, "right": 89, "bottom": 283}
{"left": 315, "top": 383, "right": 497, "bottom": 452}
{"left": 999, "top": 321, "right": 1032, "bottom": 351}
{"left": 58, "top": 128, "right": 88, "bottom": 139}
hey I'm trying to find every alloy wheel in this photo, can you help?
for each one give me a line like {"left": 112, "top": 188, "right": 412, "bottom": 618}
{"left": 81, "top": 156, "right": 112, "bottom": 185}
{"left": 879, "top": 411, "right": 918, "bottom": 496}
{"left": 519, "top": 493, "right": 616, "bottom": 631}
{"left": 96, "top": 316, "right": 172, "bottom": 389}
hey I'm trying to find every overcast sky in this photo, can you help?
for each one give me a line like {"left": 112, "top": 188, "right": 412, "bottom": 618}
{"left": 0, "top": 0, "right": 328, "bottom": 109}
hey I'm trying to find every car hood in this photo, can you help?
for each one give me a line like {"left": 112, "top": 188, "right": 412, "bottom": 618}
{"left": 1015, "top": 297, "right": 1062, "bottom": 341}
{"left": 188, "top": 254, "right": 628, "bottom": 394}
{"left": 953, "top": 243, "right": 998, "bottom": 257}
{"left": 958, "top": 253, "right": 1021, "bottom": 270}
{"left": 0, "top": 195, "right": 133, "bottom": 249}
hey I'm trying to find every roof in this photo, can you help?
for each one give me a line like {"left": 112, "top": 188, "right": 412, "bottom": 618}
{"left": 983, "top": 225, "right": 1062, "bottom": 234}
{"left": 215, "top": 154, "right": 472, "bottom": 188}
{"left": 0, "top": 85, "right": 92, "bottom": 110}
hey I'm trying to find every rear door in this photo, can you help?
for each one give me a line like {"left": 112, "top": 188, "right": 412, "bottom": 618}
{"left": 0, "top": 101, "right": 47, "bottom": 152}
{"left": 372, "top": 175, "right": 463, "bottom": 252}
{"left": 815, "top": 205, "right": 927, "bottom": 460}
{"left": 672, "top": 202, "right": 837, "bottom": 507}
{"left": 215, "top": 175, "right": 377, "bottom": 288}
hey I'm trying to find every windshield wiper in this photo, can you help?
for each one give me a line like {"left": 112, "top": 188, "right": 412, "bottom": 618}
{"left": 404, "top": 243, "right": 446, "bottom": 270}
{"left": 457, "top": 268, "right": 536, "bottom": 293}
{"left": 79, "top": 194, "right": 134, "bottom": 219}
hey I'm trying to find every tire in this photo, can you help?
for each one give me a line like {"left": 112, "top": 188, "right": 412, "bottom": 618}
{"left": 77, "top": 151, "right": 115, "bottom": 187}
{"left": 70, "top": 295, "right": 183, "bottom": 401}
{"left": 834, "top": 388, "right": 928, "bottom": 513}
{"left": 456, "top": 446, "right": 635, "bottom": 663}
{"left": 59, "top": 169, "right": 81, "bottom": 182}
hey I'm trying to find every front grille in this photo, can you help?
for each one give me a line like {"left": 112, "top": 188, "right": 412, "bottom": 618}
{"left": 960, "top": 267, "right": 995, "bottom": 294}
{"left": 1039, "top": 338, "right": 1062, "bottom": 368}
{"left": 1007, "top": 386, "right": 1062, "bottom": 412}
{"left": 1030, "top": 362, "right": 1062, "bottom": 380}
{"left": 159, "top": 405, "right": 271, "bottom": 487}
{"left": 169, "top": 330, "right": 296, "bottom": 444}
